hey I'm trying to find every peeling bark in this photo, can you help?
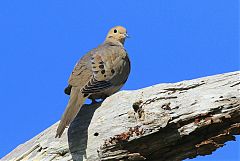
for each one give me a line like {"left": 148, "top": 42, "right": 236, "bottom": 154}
{"left": 2, "top": 71, "right": 240, "bottom": 161}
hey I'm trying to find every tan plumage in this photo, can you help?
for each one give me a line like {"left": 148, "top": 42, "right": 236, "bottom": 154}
{"left": 56, "top": 26, "right": 130, "bottom": 138}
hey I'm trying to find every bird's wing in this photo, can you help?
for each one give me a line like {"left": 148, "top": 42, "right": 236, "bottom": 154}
{"left": 68, "top": 53, "right": 93, "bottom": 87}
{"left": 68, "top": 44, "right": 126, "bottom": 90}
{"left": 56, "top": 44, "right": 127, "bottom": 138}
{"left": 81, "top": 45, "right": 125, "bottom": 94}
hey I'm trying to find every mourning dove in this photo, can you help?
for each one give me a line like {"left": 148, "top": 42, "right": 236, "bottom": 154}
{"left": 56, "top": 26, "right": 130, "bottom": 138}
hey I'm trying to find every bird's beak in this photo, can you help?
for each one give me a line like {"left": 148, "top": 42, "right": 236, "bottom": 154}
{"left": 124, "top": 33, "right": 130, "bottom": 38}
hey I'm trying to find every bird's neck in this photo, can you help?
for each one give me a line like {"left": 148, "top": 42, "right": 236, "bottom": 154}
{"left": 104, "top": 37, "right": 124, "bottom": 46}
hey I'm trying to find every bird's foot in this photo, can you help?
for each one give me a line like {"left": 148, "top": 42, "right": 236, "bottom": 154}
{"left": 91, "top": 99, "right": 98, "bottom": 104}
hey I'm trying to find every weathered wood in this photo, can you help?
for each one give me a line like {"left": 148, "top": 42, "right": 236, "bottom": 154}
{"left": 2, "top": 71, "right": 240, "bottom": 161}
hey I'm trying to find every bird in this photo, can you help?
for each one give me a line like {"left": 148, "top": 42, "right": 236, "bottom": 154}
{"left": 55, "top": 26, "right": 131, "bottom": 138}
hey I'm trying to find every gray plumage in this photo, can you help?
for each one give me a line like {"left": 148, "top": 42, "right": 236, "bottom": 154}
{"left": 56, "top": 26, "right": 130, "bottom": 138}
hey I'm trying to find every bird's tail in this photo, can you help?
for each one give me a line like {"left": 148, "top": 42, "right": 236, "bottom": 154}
{"left": 55, "top": 87, "right": 87, "bottom": 138}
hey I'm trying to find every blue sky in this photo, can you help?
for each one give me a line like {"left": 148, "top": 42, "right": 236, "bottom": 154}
{"left": 0, "top": 0, "right": 239, "bottom": 160}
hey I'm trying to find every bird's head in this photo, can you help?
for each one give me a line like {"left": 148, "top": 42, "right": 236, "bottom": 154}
{"left": 105, "top": 26, "right": 129, "bottom": 45}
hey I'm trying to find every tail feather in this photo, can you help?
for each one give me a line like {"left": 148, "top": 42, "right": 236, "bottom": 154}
{"left": 56, "top": 87, "right": 87, "bottom": 138}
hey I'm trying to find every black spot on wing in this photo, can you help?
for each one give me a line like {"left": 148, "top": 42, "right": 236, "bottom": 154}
{"left": 99, "top": 65, "right": 104, "bottom": 69}
{"left": 111, "top": 69, "right": 115, "bottom": 74}
{"left": 101, "top": 70, "right": 105, "bottom": 74}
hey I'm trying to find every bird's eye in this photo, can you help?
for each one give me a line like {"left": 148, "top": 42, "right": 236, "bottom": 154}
{"left": 114, "top": 29, "right": 118, "bottom": 33}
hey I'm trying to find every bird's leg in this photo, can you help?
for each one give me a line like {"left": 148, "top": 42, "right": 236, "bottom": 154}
{"left": 91, "top": 99, "right": 98, "bottom": 104}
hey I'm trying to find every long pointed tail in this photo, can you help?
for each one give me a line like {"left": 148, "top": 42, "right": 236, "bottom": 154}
{"left": 55, "top": 87, "right": 87, "bottom": 138}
